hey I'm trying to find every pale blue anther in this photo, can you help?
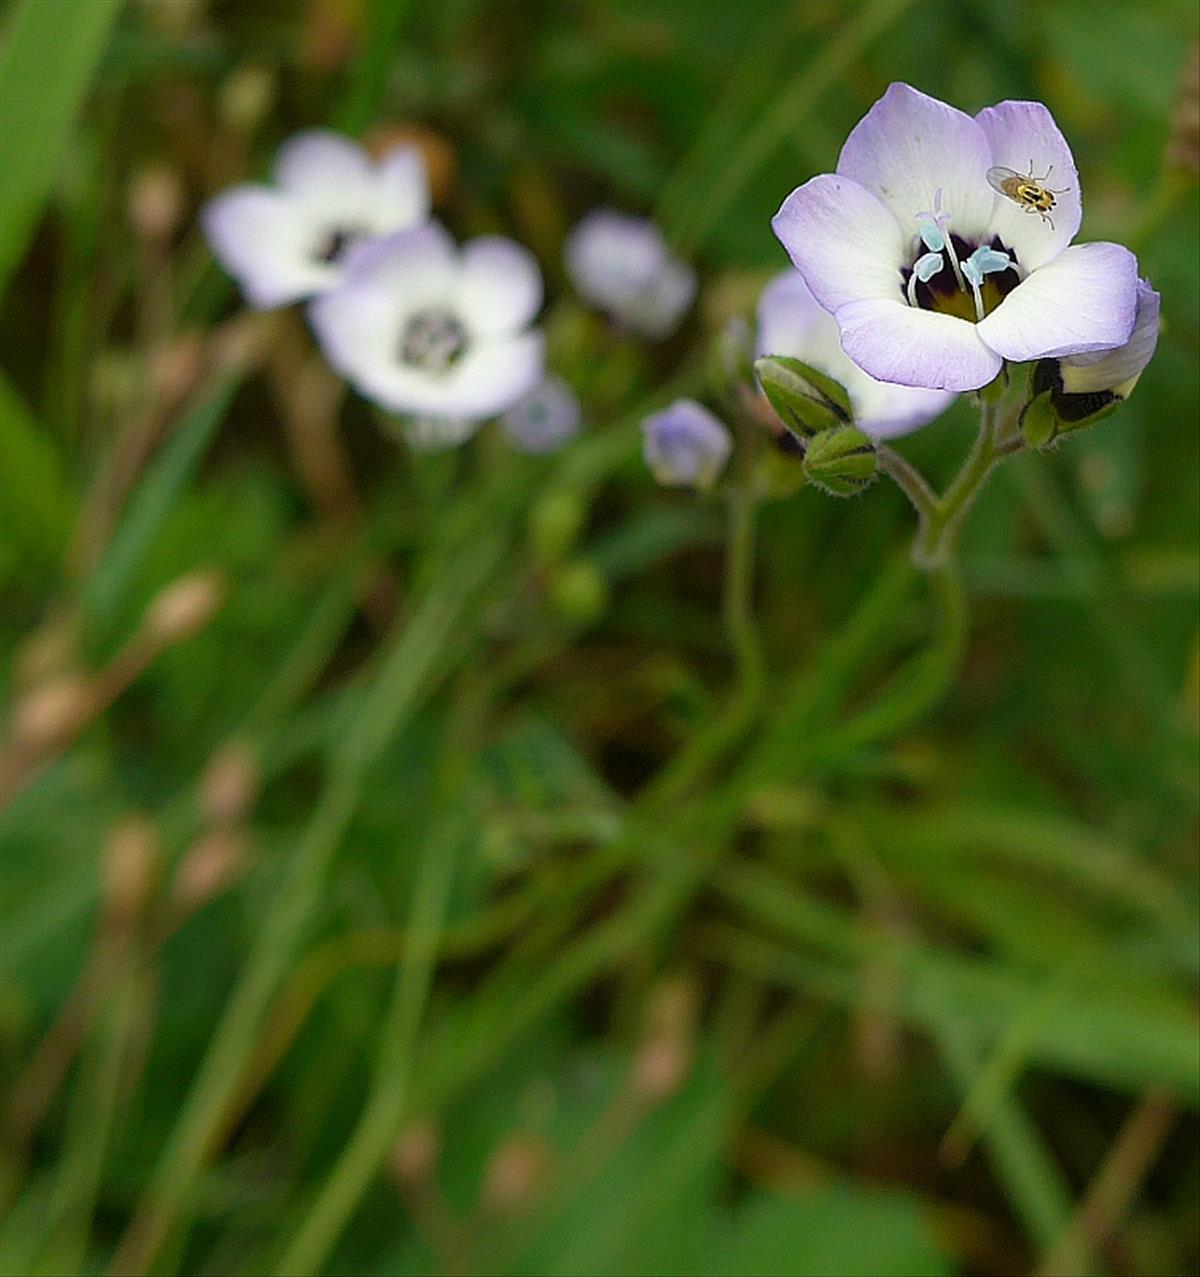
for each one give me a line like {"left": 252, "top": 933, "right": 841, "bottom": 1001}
{"left": 962, "top": 257, "right": 983, "bottom": 288}
{"left": 913, "top": 251, "right": 944, "bottom": 282}
{"left": 965, "top": 245, "right": 1011, "bottom": 279}
{"left": 918, "top": 220, "right": 945, "bottom": 253}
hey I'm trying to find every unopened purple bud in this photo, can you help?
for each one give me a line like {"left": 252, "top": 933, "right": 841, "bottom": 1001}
{"left": 641, "top": 400, "right": 732, "bottom": 489}
{"left": 500, "top": 376, "right": 581, "bottom": 454}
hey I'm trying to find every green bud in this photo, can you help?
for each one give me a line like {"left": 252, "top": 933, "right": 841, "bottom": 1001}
{"left": 754, "top": 355, "right": 852, "bottom": 438}
{"left": 528, "top": 489, "right": 586, "bottom": 563}
{"left": 803, "top": 426, "right": 877, "bottom": 497}
{"left": 1021, "top": 360, "right": 1123, "bottom": 449}
{"left": 1020, "top": 389, "right": 1058, "bottom": 449}
{"left": 549, "top": 560, "right": 608, "bottom": 625}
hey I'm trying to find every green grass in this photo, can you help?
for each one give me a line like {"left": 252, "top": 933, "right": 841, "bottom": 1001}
{"left": 0, "top": 1, "right": 1197, "bottom": 1275}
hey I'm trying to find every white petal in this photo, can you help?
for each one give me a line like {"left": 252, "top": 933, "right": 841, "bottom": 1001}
{"left": 308, "top": 227, "right": 457, "bottom": 384}
{"left": 976, "top": 242, "right": 1138, "bottom": 362}
{"left": 431, "top": 331, "right": 545, "bottom": 417}
{"left": 338, "top": 223, "right": 457, "bottom": 300}
{"left": 976, "top": 100, "right": 1081, "bottom": 271}
{"left": 836, "top": 83, "right": 995, "bottom": 242}
{"left": 456, "top": 236, "right": 543, "bottom": 336}
{"left": 772, "top": 174, "right": 907, "bottom": 312}
{"left": 846, "top": 372, "right": 955, "bottom": 440}
{"left": 372, "top": 146, "right": 431, "bottom": 231}
{"left": 307, "top": 274, "right": 404, "bottom": 384}
{"left": 756, "top": 269, "right": 825, "bottom": 357}
{"left": 756, "top": 270, "right": 953, "bottom": 436}
{"left": 338, "top": 332, "right": 544, "bottom": 420}
{"left": 633, "top": 256, "right": 696, "bottom": 338}
{"left": 202, "top": 186, "right": 334, "bottom": 308}
{"left": 274, "top": 130, "right": 375, "bottom": 198}
{"left": 1060, "top": 279, "right": 1160, "bottom": 393}
{"left": 836, "top": 297, "right": 1002, "bottom": 392}
{"left": 566, "top": 209, "right": 665, "bottom": 306}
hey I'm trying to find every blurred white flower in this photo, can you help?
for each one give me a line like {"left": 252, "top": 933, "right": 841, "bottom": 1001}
{"left": 566, "top": 209, "right": 696, "bottom": 338}
{"left": 641, "top": 400, "right": 731, "bottom": 489}
{"left": 403, "top": 416, "right": 480, "bottom": 451}
{"left": 500, "top": 376, "right": 581, "bottom": 453}
{"left": 309, "top": 222, "right": 544, "bottom": 421}
{"left": 202, "top": 129, "right": 429, "bottom": 309}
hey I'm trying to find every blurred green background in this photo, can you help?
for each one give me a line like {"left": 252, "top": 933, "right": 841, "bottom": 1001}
{"left": 1, "top": 1, "right": 1197, "bottom": 1274}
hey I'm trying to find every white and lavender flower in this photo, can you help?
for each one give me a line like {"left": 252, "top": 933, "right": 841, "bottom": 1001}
{"left": 1030, "top": 277, "right": 1161, "bottom": 427}
{"left": 757, "top": 269, "right": 953, "bottom": 439}
{"left": 308, "top": 222, "right": 545, "bottom": 422}
{"left": 641, "top": 400, "right": 731, "bottom": 488}
{"left": 566, "top": 209, "right": 696, "bottom": 339}
{"left": 500, "top": 375, "right": 581, "bottom": 453}
{"left": 772, "top": 84, "right": 1139, "bottom": 392}
{"left": 202, "top": 129, "right": 429, "bottom": 309}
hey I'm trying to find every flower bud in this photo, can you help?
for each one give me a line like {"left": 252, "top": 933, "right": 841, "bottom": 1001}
{"left": 482, "top": 1133, "right": 551, "bottom": 1212}
{"left": 143, "top": 570, "right": 224, "bottom": 645}
{"left": 641, "top": 399, "right": 732, "bottom": 490}
{"left": 170, "top": 829, "right": 247, "bottom": 912}
{"left": 102, "top": 816, "right": 159, "bottom": 925}
{"left": 754, "top": 355, "right": 852, "bottom": 439}
{"left": 528, "top": 489, "right": 586, "bottom": 563}
{"left": 149, "top": 335, "right": 205, "bottom": 411}
{"left": 199, "top": 742, "right": 259, "bottom": 827}
{"left": 549, "top": 560, "right": 609, "bottom": 626}
{"left": 802, "top": 426, "right": 878, "bottom": 497}
{"left": 1022, "top": 280, "right": 1160, "bottom": 447}
{"left": 11, "top": 674, "right": 95, "bottom": 751}
{"left": 389, "top": 1118, "right": 442, "bottom": 1188}
{"left": 218, "top": 65, "right": 276, "bottom": 135}
{"left": 632, "top": 1035, "right": 691, "bottom": 1102}
{"left": 128, "top": 167, "right": 184, "bottom": 244}
{"left": 500, "top": 376, "right": 581, "bottom": 454}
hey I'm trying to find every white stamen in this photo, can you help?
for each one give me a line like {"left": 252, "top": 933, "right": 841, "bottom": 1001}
{"left": 907, "top": 250, "right": 944, "bottom": 307}
{"left": 962, "top": 256, "right": 986, "bottom": 321}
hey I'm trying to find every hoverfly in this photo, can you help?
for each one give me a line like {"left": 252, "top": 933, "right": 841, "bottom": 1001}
{"left": 986, "top": 161, "right": 1069, "bottom": 229}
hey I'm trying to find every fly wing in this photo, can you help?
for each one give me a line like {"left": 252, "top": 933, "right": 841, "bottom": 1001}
{"left": 986, "top": 166, "right": 1019, "bottom": 196}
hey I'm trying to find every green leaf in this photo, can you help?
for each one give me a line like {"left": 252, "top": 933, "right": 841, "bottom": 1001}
{"left": 0, "top": 371, "right": 74, "bottom": 577}
{"left": 0, "top": 0, "right": 124, "bottom": 297}
{"left": 710, "top": 1188, "right": 953, "bottom": 1277}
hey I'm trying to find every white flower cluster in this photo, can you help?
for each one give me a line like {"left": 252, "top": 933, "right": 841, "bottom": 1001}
{"left": 204, "top": 130, "right": 569, "bottom": 450}
{"left": 204, "top": 131, "right": 706, "bottom": 454}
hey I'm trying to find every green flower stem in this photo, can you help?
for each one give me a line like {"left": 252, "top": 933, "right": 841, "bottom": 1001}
{"left": 914, "top": 398, "right": 1001, "bottom": 568}
{"left": 39, "top": 959, "right": 142, "bottom": 1276}
{"left": 275, "top": 814, "right": 463, "bottom": 1277}
{"left": 876, "top": 442, "right": 940, "bottom": 526}
{"left": 810, "top": 560, "right": 966, "bottom": 767}
{"left": 645, "top": 407, "right": 766, "bottom": 810}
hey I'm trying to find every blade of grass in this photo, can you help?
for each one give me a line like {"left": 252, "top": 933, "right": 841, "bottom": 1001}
{"left": 83, "top": 377, "right": 239, "bottom": 624}
{"left": 108, "top": 468, "right": 530, "bottom": 1276}
{"left": 668, "top": 0, "right": 917, "bottom": 255}
{"left": 0, "top": 0, "right": 124, "bottom": 296}
{"left": 334, "top": 0, "right": 410, "bottom": 134}
{"left": 936, "top": 1021, "right": 1079, "bottom": 1262}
